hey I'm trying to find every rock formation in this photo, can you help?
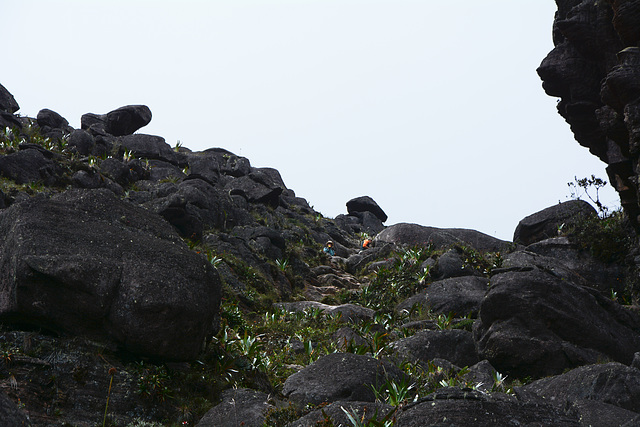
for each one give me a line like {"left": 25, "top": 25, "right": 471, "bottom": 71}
{"left": 538, "top": 0, "right": 640, "bottom": 229}
{"left": 1, "top": 54, "right": 640, "bottom": 425}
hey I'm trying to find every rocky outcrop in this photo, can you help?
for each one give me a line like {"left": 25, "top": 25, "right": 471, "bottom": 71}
{"left": 513, "top": 200, "right": 597, "bottom": 245}
{"left": 375, "top": 222, "right": 509, "bottom": 252}
{"left": 196, "top": 388, "right": 275, "bottom": 427}
{"left": 0, "top": 188, "right": 220, "bottom": 361}
{"left": 282, "top": 353, "right": 406, "bottom": 407}
{"left": 474, "top": 264, "right": 640, "bottom": 378}
{"left": 538, "top": 0, "right": 640, "bottom": 229}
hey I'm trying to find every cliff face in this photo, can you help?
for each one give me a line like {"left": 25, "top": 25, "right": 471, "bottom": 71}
{"left": 538, "top": 0, "right": 640, "bottom": 228}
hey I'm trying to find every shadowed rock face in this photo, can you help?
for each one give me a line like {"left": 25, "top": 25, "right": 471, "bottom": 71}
{"left": 538, "top": 0, "right": 640, "bottom": 228}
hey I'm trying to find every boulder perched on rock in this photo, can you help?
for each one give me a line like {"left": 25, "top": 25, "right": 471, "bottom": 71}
{"left": 105, "top": 105, "right": 152, "bottom": 136}
{"left": 0, "top": 188, "right": 220, "bottom": 360}
{"left": 474, "top": 266, "right": 640, "bottom": 378}
{"left": 513, "top": 200, "right": 597, "bottom": 245}
{"left": 282, "top": 353, "right": 406, "bottom": 407}
{"left": 376, "top": 223, "right": 509, "bottom": 252}
{"left": 346, "top": 196, "right": 388, "bottom": 222}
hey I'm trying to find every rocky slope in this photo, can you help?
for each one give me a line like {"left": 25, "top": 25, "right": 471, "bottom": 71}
{"left": 2, "top": 23, "right": 640, "bottom": 424}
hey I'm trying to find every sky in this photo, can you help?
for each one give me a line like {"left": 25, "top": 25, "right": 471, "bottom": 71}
{"left": 2, "top": 0, "right": 620, "bottom": 241}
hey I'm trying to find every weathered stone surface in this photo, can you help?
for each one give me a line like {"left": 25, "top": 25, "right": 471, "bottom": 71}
{"left": 474, "top": 267, "right": 640, "bottom": 378}
{"left": 376, "top": 223, "right": 509, "bottom": 252}
{"left": 394, "top": 388, "right": 579, "bottom": 426}
{"left": 513, "top": 200, "right": 597, "bottom": 245}
{"left": 282, "top": 353, "right": 406, "bottom": 407}
{"left": 68, "top": 129, "right": 95, "bottom": 155}
{"left": 522, "top": 363, "right": 640, "bottom": 414}
{"left": 196, "top": 388, "right": 274, "bottom": 427}
{"left": 526, "top": 236, "right": 626, "bottom": 294}
{"left": 0, "top": 188, "right": 220, "bottom": 360}
{"left": 390, "top": 329, "right": 480, "bottom": 368}
{"left": 346, "top": 196, "right": 388, "bottom": 222}
{"left": 0, "top": 390, "right": 30, "bottom": 426}
{"left": 433, "top": 248, "right": 480, "bottom": 280}
{"left": 117, "top": 134, "right": 181, "bottom": 165}
{"left": 0, "top": 147, "right": 62, "bottom": 185}
{"left": 396, "top": 276, "right": 489, "bottom": 318}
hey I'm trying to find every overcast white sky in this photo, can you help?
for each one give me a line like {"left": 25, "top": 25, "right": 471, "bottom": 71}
{"left": 2, "top": 0, "right": 619, "bottom": 241}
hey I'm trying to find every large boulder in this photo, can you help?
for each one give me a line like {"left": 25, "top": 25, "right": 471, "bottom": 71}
{"left": 521, "top": 362, "right": 640, "bottom": 414}
{"left": 346, "top": 196, "right": 388, "bottom": 222}
{"left": 36, "top": 108, "right": 70, "bottom": 130}
{"left": 0, "top": 188, "right": 220, "bottom": 361}
{"left": 375, "top": 223, "right": 509, "bottom": 252}
{"left": 526, "top": 236, "right": 626, "bottom": 294}
{"left": 117, "top": 134, "right": 182, "bottom": 165}
{"left": 474, "top": 266, "right": 640, "bottom": 378}
{"left": 196, "top": 388, "right": 274, "bottom": 427}
{"left": 282, "top": 353, "right": 406, "bottom": 407}
{"left": 390, "top": 329, "right": 480, "bottom": 368}
{"left": 396, "top": 276, "right": 489, "bottom": 318}
{"left": 105, "top": 105, "right": 152, "bottom": 136}
{"left": 394, "top": 388, "right": 579, "bottom": 426}
{"left": 0, "top": 147, "right": 63, "bottom": 186}
{"left": 513, "top": 200, "right": 597, "bottom": 245}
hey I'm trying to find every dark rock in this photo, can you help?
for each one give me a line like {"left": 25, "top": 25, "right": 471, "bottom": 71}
{"left": 105, "top": 105, "right": 152, "bottom": 136}
{"left": 0, "top": 111, "right": 22, "bottom": 129}
{"left": 345, "top": 243, "right": 394, "bottom": 274}
{"left": 462, "top": 360, "right": 498, "bottom": 393}
{"left": 200, "top": 148, "right": 251, "bottom": 177}
{"left": 117, "top": 134, "right": 180, "bottom": 165}
{"left": 68, "top": 129, "right": 95, "bottom": 155}
{"left": 0, "top": 390, "right": 30, "bottom": 426}
{"left": 0, "top": 189, "right": 221, "bottom": 360}
{"left": 0, "top": 148, "right": 63, "bottom": 185}
{"left": 538, "top": 2, "right": 640, "bottom": 229}
{"left": 433, "top": 248, "right": 479, "bottom": 279}
{"left": 36, "top": 108, "right": 69, "bottom": 130}
{"left": 522, "top": 362, "right": 640, "bottom": 413}
{"left": 145, "top": 178, "right": 238, "bottom": 238}
{"left": 396, "top": 276, "right": 489, "bottom": 318}
{"left": 332, "top": 327, "right": 368, "bottom": 351}
{"left": 80, "top": 112, "right": 107, "bottom": 134}
{"left": 224, "top": 175, "right": 283, "bottom": 207}
{"left": 0, "top": 83, "right": 19, "bottom": 113}
{"left": 513, "top": 200, "right": 597, "bottom": 245}
{"left": 474, "top": 267, "right": 640, "bottom": 378}
{"left": 346, "top": 196, "right": 388, "bottom": 222}
{"left": 196, "top": 388, "right": 274, "bottom": 427}
{"left": 566, "top": 399, "right": 640, "bottom": 427}
{"left": 376, "top": 223, "right": 509, "bottom": 252}
{"left": 288, "top": 401, "right": 395, "bottom": 427}
{"left": 282, "top": 352, "right": 406, "bottom": 407}
{"left": 526, "top": 236, "right": 626, "bottom": 294}
{"left": 390, "top": 329, "right": 480, "bottom": 368}
{"left": 394, "top": 387, "right": 579, "bottom": 426}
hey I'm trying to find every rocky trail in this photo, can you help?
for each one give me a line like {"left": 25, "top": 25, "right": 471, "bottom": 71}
{"left": 3, "top": 1, "right": 640, "bottom": 425}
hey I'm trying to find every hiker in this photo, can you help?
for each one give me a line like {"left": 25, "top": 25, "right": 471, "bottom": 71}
{"left": 323, "top": 240, "right": 335, "bottom": 256}
{"left": 362, "top": 238, "right": 372, "bottom": 250}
